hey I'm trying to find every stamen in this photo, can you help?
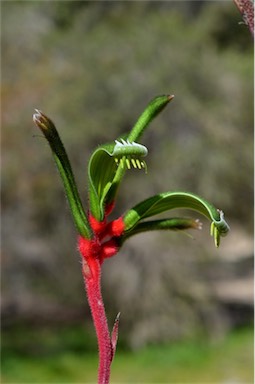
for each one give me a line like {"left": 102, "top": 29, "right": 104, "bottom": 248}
{"left": 136, "top": 159, "right": 142, "bottom": 169}
{"left": 120, "top": 158, "right": 125, "bottom": 168}
{"left": 126, "top": 158, "right": 131, "bottom": 169}
{"left": 131, "top": 158, "right": 137, "bottom": 168}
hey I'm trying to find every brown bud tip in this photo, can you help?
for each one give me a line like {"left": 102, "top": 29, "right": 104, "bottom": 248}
{"left": 33, "top": 109, "right": 55, "bottom": 133}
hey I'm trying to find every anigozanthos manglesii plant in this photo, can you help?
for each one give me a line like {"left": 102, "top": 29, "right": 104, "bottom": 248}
{"left": 33, "top": 95, "right": 230, "bottom": 384}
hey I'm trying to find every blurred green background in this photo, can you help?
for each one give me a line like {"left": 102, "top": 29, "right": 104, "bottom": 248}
{"left": 2, "top": 1, "right": 253, "bottom": 383}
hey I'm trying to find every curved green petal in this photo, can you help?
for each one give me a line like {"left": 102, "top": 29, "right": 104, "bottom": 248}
{"left": 88, "top": 140, "right": 146, "bottom": 220}
{"left": 123, "top": 191, "right": 230, "bottom": 247}
{"left": 121, "top": 217, "right": 202, "bottom": 244}
{"left": 88, "top": 143, "right": 119, "bottom": 221}
{"left": 88, "top": 95, "right": 174, "bottom": 221}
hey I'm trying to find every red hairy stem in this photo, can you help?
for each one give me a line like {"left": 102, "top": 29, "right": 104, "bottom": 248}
{"left": 78, "top": 216, "right": 125, "bottom": 383}
{"left": 82, "top": 257, "right": 112, "bottom": 384}
{"left": 78, "top": 233, "right": 121, "bottom": 384}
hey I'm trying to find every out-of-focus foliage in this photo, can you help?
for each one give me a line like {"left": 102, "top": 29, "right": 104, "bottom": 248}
{"left": 2, "top": 327, "right": 253, "bottom": 383}
{"left": 2, "top": 0, "right": 253, "bottom": 354}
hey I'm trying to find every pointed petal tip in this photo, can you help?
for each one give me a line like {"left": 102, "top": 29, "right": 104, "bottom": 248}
{"left": 33, "top": 109, "right": 43, "bottom": 123}
{"left": 33, "top": 109, "right": 43, "bottom": 118}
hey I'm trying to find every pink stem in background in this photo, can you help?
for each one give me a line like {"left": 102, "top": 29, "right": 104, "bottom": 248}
{"left": 233, "top": 0, "right": 254, "bottom": 37}
{"left": 82, "top": 257, "right": 112, "bottom": 384}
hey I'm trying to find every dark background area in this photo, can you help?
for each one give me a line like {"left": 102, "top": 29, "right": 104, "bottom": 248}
{"left": 1, "top": 1, "right": 253, "bottom": 382}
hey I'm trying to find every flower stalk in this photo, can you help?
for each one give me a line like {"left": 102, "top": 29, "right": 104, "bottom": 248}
{"left": 81, "top": 256, "right": 112, "bottom": 384}
{"left": 33, "top": 95, "right": 229, "bottom": 383}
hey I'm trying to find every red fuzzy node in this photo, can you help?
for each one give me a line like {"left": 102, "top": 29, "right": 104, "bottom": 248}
{"left": 106, "top": 217, "right": 125, "bottom": 237}
{"left": 78, "top": 236, "right": 100, "bottom": 260}
{"left": 101, "top": 239, "right": 119, "bottom": 259}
